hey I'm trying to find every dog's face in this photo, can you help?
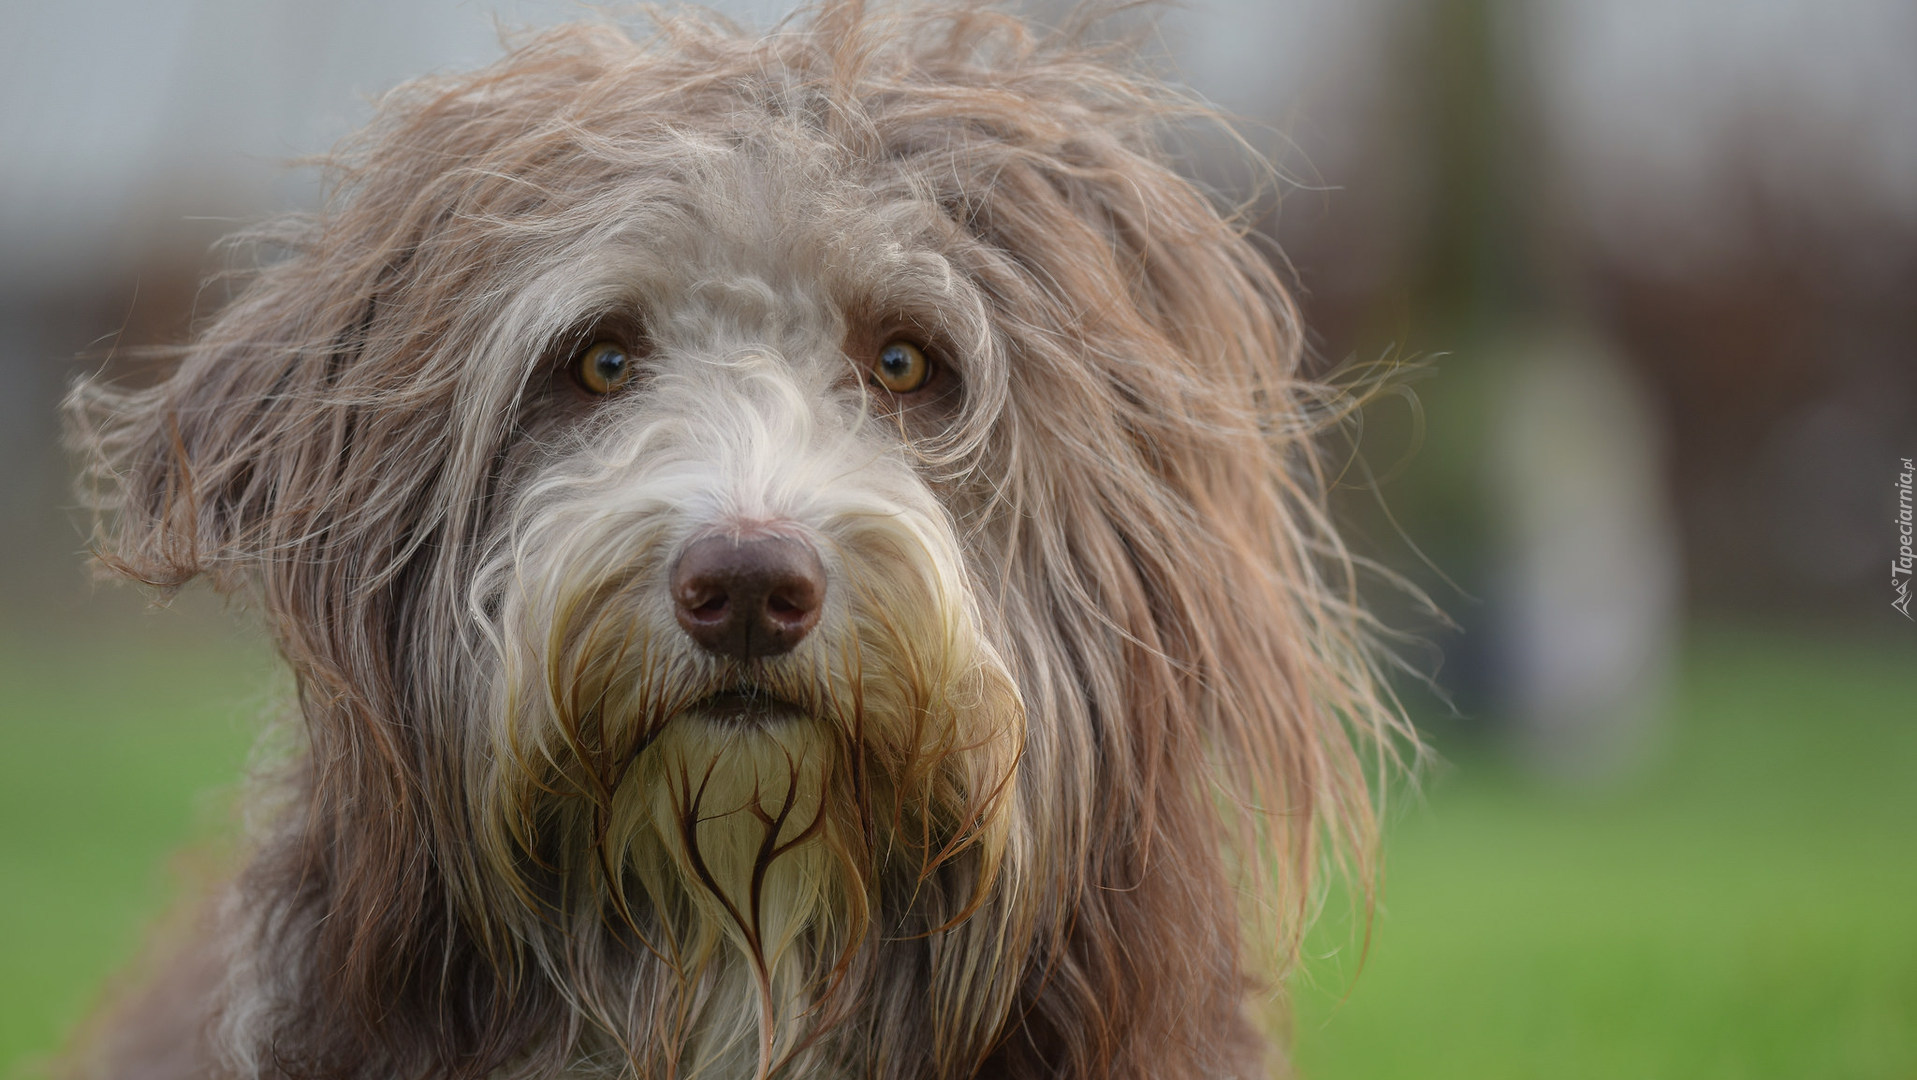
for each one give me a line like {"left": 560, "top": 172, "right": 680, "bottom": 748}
{"left": 71, "top": 7, "right": 1400, "bottom": 1079}
{"left": 467, "top": 146, "right": 1027, "bottom": 1066}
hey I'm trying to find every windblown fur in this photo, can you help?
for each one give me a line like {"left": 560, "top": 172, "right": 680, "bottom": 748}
{"left": 66, "top": 4, "right": 1408, "bottom": 1078}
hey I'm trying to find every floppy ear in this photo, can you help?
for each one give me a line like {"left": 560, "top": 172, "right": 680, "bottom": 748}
{"left": 63, "top": 224, "right": 477, "bottom": 1074}
{"left": 68, "top": 21, "right": 636, "bottom": 601}
{"left": 62, "top": 60, "right": 588, "bottom": 1075}
{"left": 861, "top": 14, "right": 1410, "bottom": 1076}
{"left": 68, "top": 268, "right": 362, "bottom": 592}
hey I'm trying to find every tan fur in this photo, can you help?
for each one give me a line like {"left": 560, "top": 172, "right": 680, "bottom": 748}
{"left": 65, "top": 4, "right": 1409, "bottom": 1078}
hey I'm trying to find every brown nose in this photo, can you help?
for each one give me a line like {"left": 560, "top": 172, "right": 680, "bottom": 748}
{"left": 670, "top": 533, "right": 826, "bottom": 659}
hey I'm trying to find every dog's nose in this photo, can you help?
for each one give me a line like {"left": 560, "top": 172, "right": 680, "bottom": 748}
{"left": 671, "top": 533, "right": 826, "bottom": 659}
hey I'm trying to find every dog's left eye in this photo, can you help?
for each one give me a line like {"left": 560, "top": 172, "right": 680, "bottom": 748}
{"left": 871, "top": 340, "right": 933, "bottom": 394}
{"left": 575, "top": 341, "right": 636, "bottom": 395}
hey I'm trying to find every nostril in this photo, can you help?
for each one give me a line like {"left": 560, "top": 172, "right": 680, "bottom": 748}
{"left": 671, "top": 575, "right": 731, "bottom": 624}
{"left": 669, "top": 531, "right": 827, "bottom": 658}
{"left": 765, "top": 580, "right": 822, "bottom": 624}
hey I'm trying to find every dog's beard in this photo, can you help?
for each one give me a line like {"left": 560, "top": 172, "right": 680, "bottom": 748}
{"left": 621, "top": 715, "right": 847, "bottom": 1074}
{"left": 468, "top": 371, "right": 1023, "bottom": 1076}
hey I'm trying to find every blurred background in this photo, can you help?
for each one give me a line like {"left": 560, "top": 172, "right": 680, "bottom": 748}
{"left": 2, "top": 0, "right": 1912, "bottom": 1076}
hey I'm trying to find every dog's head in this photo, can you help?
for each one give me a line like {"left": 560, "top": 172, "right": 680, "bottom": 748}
{"left": 70, "top": 5, "right": 1404, "bottom": 1078}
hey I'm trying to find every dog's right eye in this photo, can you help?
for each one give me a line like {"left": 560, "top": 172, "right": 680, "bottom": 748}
{"left": 575, "top": 341, "right": 636, "bottom": 395}
{"left": 871, "top": 340, "right": 934, "bottom": 394}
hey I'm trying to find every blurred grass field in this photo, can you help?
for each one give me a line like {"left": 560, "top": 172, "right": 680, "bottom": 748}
{"left": 1, "top": 614, "right": 1911, "bottom": 1077}
{"left": 1291, "top": 627, "right": 1917, "bottom": 1079}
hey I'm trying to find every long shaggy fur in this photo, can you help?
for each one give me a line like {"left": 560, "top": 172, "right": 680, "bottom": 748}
{"left": 66, "top": 4, "right": 1409, "bottom": 1079}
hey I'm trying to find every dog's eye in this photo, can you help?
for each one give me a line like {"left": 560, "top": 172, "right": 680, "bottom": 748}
{"left": 575, "top": 341, "right": 636, "bottom": 395}
{"left": 871, "top": 340, "right": 932, "bottom": 394}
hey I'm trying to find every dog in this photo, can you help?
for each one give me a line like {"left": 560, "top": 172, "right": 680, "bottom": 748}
{"left": 66, "top": 4, "right": 1405, "bottom": 1078}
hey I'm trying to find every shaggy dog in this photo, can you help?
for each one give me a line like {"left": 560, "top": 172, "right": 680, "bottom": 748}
{"left": 68, "top": 4, "right": 1404, "bottom": 1078}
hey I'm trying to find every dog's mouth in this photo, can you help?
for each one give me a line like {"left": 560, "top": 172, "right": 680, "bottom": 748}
{"left": 682, "top": 686, "right": 810, "bottom": 727}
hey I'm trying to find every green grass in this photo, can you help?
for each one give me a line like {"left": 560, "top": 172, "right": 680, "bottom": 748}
{"left": 0, "top": 609, "right": 274, "bottom": 1075}
{"left": 1, "top": 616, "right": 1911, "bottom": 1076}
{"left": 1292, "top": 627, "right": 1917, "bottom": 1079}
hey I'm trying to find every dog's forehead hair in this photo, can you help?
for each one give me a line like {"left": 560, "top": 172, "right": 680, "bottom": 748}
{"left": 590, "top": 138, "right": 972, "bottom": 377}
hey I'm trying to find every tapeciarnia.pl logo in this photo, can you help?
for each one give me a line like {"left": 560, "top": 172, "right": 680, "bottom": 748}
{"left": 1896, "top": 457, "right": 1914, "bottom": 620}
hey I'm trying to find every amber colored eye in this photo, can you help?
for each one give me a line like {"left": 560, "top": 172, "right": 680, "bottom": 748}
{"left": 575, "top": 341, "right": 635, "bottom": 395}
{"left": 872, "top": 340, "right": 932, "bottom": 394}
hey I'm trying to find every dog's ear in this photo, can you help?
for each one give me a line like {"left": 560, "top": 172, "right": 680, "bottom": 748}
{"left": 67, "top": 272, "right": 366, "bottom": 592}
{"left": 65, "top": 116, "right": 515, "bottom": 599}
{"left": 898, "top": 33, "right": 1402, "bottom": 894}
{"left": 69, "top": 107, "right": 534, "bottom": 1078}
{"left": 65, "top": 28, "right": 632, "bottom": 599}
{"left": 868, "top": 20, "right": 1411, "bottom": 1072}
